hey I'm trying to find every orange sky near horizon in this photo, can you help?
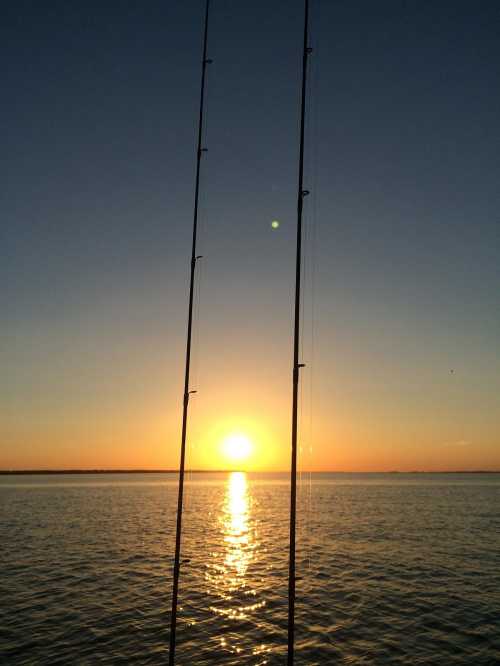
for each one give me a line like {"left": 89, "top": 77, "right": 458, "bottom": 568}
{"left": 2, "top": 359, "right": 499, "bottom": 472}
{"left": 2, "top": 297, "right": 499, "bottom": 472}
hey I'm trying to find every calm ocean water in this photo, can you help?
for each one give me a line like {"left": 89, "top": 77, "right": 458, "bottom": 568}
{"left": 1, "top": 472, "right": 499, "bottom": 664}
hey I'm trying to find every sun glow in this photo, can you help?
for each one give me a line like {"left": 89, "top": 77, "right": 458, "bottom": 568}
{"left": 221, "top": 433, "right": 253, "bottom": 463}
{"left": 197, "top": 417, "right": 278, "bottom": 471}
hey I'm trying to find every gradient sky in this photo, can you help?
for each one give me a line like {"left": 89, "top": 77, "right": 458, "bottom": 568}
{"left": 2, "top": 0, "right": 499, "bottom": 471}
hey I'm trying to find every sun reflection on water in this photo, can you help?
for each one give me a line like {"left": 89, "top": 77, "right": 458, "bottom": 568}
{"left": 206, "top": 472, "right": 270, "bottom": 662}
{"left": 224, "top": 471, "right": 252, "bottom": 582}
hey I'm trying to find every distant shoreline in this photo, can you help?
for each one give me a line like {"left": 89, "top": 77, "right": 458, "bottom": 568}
{"left": 0, "top": 469, "right": 498, "bottom": 475}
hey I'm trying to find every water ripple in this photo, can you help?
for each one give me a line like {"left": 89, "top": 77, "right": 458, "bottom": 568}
{"left": 1, "top": 472, "right": 499, "bottom": 664}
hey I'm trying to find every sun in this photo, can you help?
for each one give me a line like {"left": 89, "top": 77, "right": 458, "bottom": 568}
{"left": 221, "top": 433, "right": 253, "bottom": 463}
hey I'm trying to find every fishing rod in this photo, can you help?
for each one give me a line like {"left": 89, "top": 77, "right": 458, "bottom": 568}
{"left": 169, "top": 1, "right": 212, "bottom": 663}
{"left": 288, "top": 0, "right": 311, "bottom": 663}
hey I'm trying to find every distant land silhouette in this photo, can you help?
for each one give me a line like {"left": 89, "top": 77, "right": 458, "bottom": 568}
{"left": 0, "top": 469, "right": 498, "bottom": 475}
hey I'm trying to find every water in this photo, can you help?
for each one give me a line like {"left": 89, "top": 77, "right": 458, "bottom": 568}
{"left": 1, "top": 472, "right": 499, "bottom": 664}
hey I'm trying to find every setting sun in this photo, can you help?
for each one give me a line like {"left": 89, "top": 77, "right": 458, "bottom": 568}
{"left": 221, "top": 433, "right": 253, "bottom": 462}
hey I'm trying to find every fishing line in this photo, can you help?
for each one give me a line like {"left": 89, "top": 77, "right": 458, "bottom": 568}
{"left": 297, "top": 0, "right": 320, "bottom": 579}
{"left": 185, "top": 0, "right": 217, "bottom": 524}
{"left": 306, "top": 0, "right": 322, "bottom": 575}
{"left": 287, "top": 1, "right": 311, "bottom": 661}
{"left": 298, "top": 17, "right": 313, "bottom": 578}
{"left": 169, "top": 2, "right": 213, "bottom": 662}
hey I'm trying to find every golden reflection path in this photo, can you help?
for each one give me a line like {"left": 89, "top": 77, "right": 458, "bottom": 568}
{"left": 206, "top": 472, "right": 270, "bottom": 662}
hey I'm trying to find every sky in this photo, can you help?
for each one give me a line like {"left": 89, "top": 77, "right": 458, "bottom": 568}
{"left": 2, "top": 0, "right": 499, "bottom": 471}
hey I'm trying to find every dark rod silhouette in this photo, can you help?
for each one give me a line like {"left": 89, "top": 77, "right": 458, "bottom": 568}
{"left": 288, "top": 0, "right": 310, "bottom": 663}
{"left": 169, "top": 1, "right": 211, "bottom": 663}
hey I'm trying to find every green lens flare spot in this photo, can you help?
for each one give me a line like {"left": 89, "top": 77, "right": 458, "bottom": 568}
{"left": 271, "top": 220, "right": 280, "bottom": 229}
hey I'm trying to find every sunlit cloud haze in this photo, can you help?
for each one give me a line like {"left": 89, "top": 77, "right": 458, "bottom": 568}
{"left": 2, "top": 0, "right": 499, "bottom": 472}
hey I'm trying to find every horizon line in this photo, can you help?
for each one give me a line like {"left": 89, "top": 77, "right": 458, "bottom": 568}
{"left": 1, "top": 468, "right": 499, "bottom": 475}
